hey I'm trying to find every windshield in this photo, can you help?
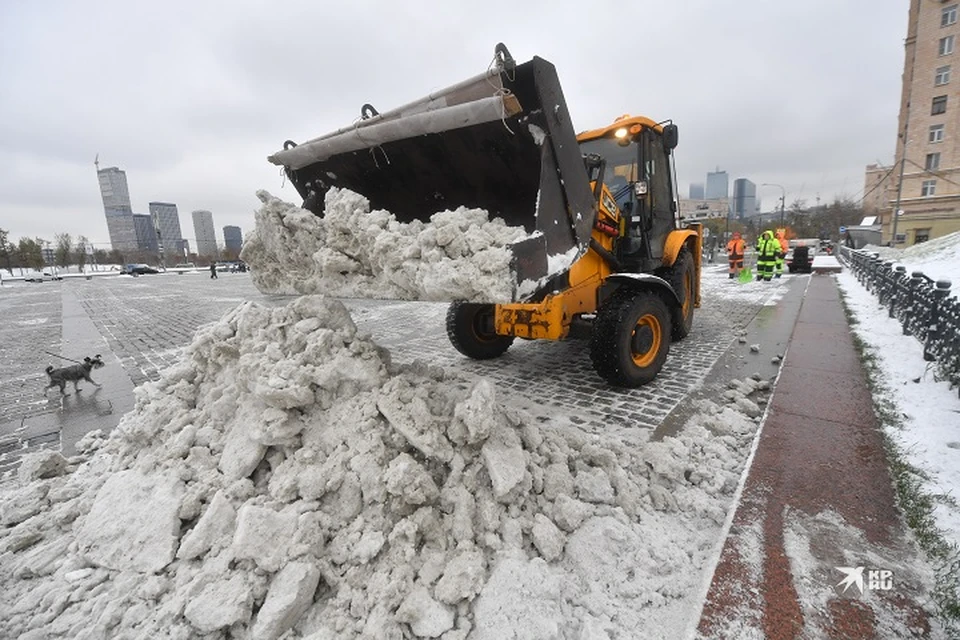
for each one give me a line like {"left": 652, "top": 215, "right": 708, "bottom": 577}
{"left": 579, "top": 137, "right": 639, "bottom": 203}
{"left": 579, "top": 138, "right": 639, "bottom": 192}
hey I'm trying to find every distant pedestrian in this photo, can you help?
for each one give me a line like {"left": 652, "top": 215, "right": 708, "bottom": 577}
{"left": 210, "top": 263, "right": 218, "bottom": 279}
{"left": 726, "top": 232, "right": 745, "bottom": 279}
{"left": 756, "top": 230, "right": 779, "bottom": 282}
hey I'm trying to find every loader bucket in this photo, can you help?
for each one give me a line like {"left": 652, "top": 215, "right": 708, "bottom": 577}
{"left": 268, "top": 44, "right": 596, "bottom": 299}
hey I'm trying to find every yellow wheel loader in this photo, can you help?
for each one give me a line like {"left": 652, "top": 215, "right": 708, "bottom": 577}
{"left": 268, "top": 43, "right": 701, "bottom": 387}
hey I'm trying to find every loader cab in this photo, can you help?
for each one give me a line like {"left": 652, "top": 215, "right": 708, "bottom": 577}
{"left": 578, "top": 119, "right": 678, "bottom": 271}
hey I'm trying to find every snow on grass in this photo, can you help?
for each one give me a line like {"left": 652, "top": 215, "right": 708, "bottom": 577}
{"left": 836, "top": 270, "right": 960, "bottom": 549}
{"left": 862, "top": 230, "right": 960, "bottom": 290}
{"left": 837, "top": 239, "right": 960, "bottom": 633}
{"left": 0, "top": 293, "right": 770, "bottom": 638}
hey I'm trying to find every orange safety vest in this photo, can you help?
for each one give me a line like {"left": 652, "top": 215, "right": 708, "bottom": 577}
{"left": 726, "top": 238, "right": 745, "bottom": 258}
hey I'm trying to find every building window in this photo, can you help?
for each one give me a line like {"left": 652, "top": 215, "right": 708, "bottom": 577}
{"left": 922, "top": 179, "right": 937, "bottom": 196}
{"left": 943, "top": 5, "right": 958, "bottom": 27}
{"left": 940, "top": 35, "right": 955, "bottom": 56}
{"left": 930, "top": 124, "right": 945, "bottom": 142}
{"left": 895, "top": 233, "right": 907, "bottom": 245}
{"left": 926, "top": 152, "right": 941, "bottom": 170}
{"left": 936, "top": 65, "right": 952, "bottom": 85}
{"left": 932, "top": 95, "right": 948, "bottom": 115}
{"left": 914, "top": 228, "right": 931, "bottom": 244}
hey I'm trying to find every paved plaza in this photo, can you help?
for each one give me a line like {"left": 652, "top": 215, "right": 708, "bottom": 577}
{"left": 0, "top": 266, "right": 795, "bottom": 479}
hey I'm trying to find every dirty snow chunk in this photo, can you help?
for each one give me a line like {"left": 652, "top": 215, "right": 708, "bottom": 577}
{"left": 232, "top": 505, "right": 297, "bottom": 572}
{"left": 531, "top": 514, "right": 565, "bottom": 561}
{"left": 76, "top": 470, "right": 184, "bottom": 573}
{"left": 552, "top": 494, "right": 592, "bottom": 532}
{"left": 184, "top": 573, "right": 254, "bottom": 632}
{"left": 378, "top": 378, "right": 455, "bottom": 462}
{"left": 575, "top": 466, "right": 615, "bottom": 504}
{"left": 735, "top": 397, "right": 762, "bottom": 418}
{"left": 0, "top": 484, "right": 47, "bottom": 526}
{"left": 481, "top": 425, "right": 527, "bottom": 500}
{"left": 177, "top": 491, "right": 237, "bottom": 560}
{"left": 472, "top": 556, "right": 563, "bottom": 640}
{"left": 252, "top": 563, "right": 321, "bottom": 640}
{"left": 434, "top": 549, "right": 486, "bottom": 604}
{"left": 351, "top": 530, "right": 385, "bottom": 564}
{"left": 385, "top": 453, "right": 440, "bottom": 505}
{"left": 396, "top": 585, "right": 456, "bottom": 638}
{"left": 749, "top": 344, "right": 761, "bottom": 353}
{"left": 18, "top": 451, "right": 68, "bottom": 483}
{"left": 453, "top": 380, "right": 501, "bottom": 444}
{"left": 218, "top": 426, "right": 267, "bottom": 481}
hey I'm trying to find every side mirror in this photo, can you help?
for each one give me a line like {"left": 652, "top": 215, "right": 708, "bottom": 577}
{"left": 662, "top": 124, "right": 679, "bottom": 151}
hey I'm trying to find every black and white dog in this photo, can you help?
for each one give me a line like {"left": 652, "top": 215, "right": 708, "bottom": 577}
{"left": 45, "top": 355, "right": 105, "bottom": 395}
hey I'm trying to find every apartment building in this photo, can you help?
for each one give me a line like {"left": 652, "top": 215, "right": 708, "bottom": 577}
{"left": 873, "top": 0, "right": 960, "bottom": 244}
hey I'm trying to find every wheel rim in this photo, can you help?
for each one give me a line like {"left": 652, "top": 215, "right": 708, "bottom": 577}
{"left": 631, "top": 313, "right": 662, "bottom": 367}
{"left": 471, "top": 308, "right": 497, "bottom": 343}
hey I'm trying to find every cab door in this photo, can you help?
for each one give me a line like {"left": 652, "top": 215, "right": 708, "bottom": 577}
{"left": 640, "top": 130, "right": 675, "bottom": 261}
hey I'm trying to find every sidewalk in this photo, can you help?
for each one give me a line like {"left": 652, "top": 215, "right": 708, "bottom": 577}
{"left": 697, "top": 275, "right": 937, "bottom": 639}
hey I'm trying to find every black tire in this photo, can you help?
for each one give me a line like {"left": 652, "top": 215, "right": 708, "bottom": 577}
{"left": 590, "top": 289, "right": 672, "bottom": 388}
{"left": 664, "top": 247, "right": 696, "bottom": 341}
{"left": 446, "top": 302, "right": 514, "bottom": 360}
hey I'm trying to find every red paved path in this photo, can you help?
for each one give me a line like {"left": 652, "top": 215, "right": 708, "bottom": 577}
{"left": 697, "top": 276, "right": 936, "bottom": 639}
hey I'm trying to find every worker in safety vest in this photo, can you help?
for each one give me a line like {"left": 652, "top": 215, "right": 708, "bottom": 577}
{"left": 726, "top": 232, "right": 745, "bottom": 279}
{"left": 774, "top": 231, "right": 789, "bottom": 278}
{"left": 756, "top": 230, "right": 779, "bottom": 282}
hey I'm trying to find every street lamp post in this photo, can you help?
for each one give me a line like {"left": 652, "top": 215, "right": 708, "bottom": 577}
{"left": 762, "top": 183, "right": 786, "bottom": 228}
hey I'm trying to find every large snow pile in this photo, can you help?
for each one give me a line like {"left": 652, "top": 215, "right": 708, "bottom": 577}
{"left": 0, "top": 295, "right": 766, "bottom": 639}
{"left": 862, "top": 230, "right": 960, "bottom": 287}
{"left": 241, "top": 190, "right": 531, "bottom": 303}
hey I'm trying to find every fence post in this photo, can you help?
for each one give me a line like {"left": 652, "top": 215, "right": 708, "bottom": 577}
{"left": 890, "top": 265, "right": 907, "bottom": 318}
{"left": 924, "top": 279, "right": 953, "bottom": 362}
{"left": 903, "top": 272, "right": 925, "bottom": 336}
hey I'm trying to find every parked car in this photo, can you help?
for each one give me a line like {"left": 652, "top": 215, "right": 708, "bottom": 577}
{"left": 124, "top": 264, "right": 159, "bottom": 275}
{"left": 23, "top": 269, "right": 63, "bottom": 282}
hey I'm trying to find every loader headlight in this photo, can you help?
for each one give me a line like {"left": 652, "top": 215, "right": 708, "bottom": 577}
{"left": 614, "top": 127, "right": 628, "bottom": 139}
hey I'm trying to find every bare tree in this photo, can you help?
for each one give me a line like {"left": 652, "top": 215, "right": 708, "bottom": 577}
{"left": 54, "top": 233, "right": 73, "bottom": 270}
{"left": 17, "top": 238, "right": 45, "bottom": 271}
{"left": 0, "top": 228, "right": 12, "bottom": 275}
{"left": 75, "top": 235, "right": 89, "bottom": 272}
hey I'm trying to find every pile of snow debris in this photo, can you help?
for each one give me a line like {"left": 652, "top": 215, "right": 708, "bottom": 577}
{"left": 0, "top": 295, "right": 767, "bottom": 639}
{"left": 241, "top": 189, "right": 530, "bottom": 303}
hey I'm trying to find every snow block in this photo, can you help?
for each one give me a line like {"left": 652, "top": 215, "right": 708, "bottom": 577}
{"left": 177, "top": 490, "right": 237, "bottom": 560}
{"left": 396, "top": 584, "right": 455, "bottom": 638}
{"left": 76, "top": 470, "right": 184, "bottom": 573}
{"left": 184, "top": 573, "right": 254, "bottom": 632}
{"left": 252, "top": 563, "right": 321, "bottom": 640}
{"left": 231, "top": 505, "right": 297, "bottom": 572}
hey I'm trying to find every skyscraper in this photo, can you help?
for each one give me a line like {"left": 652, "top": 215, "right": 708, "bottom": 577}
{"left": 133, "top": 214, "right": 158, "bottom": 252}
{"left": 688, "top": 183, "right": 705, "bottom": 200}
{"left": 223, "top": 226, "right": 243, "bottom": 254}
{"left": 192, "top": 210, "right": 218, "bottom": 257}
{"left": 732, "top": 179, "right": 757, "bottom": 220}
{"left": 149, "top": 202, "right": 184, "bottom": 260}
{"left": 705, "top": 170, "right": 729, "bottom": 200}
{"left": 97, "top": 166, "right": 137, "bottom": 252}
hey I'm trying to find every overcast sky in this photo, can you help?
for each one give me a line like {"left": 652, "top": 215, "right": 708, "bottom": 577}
{"left": 0, "top": 0, "right": 907, "bottom": 248}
